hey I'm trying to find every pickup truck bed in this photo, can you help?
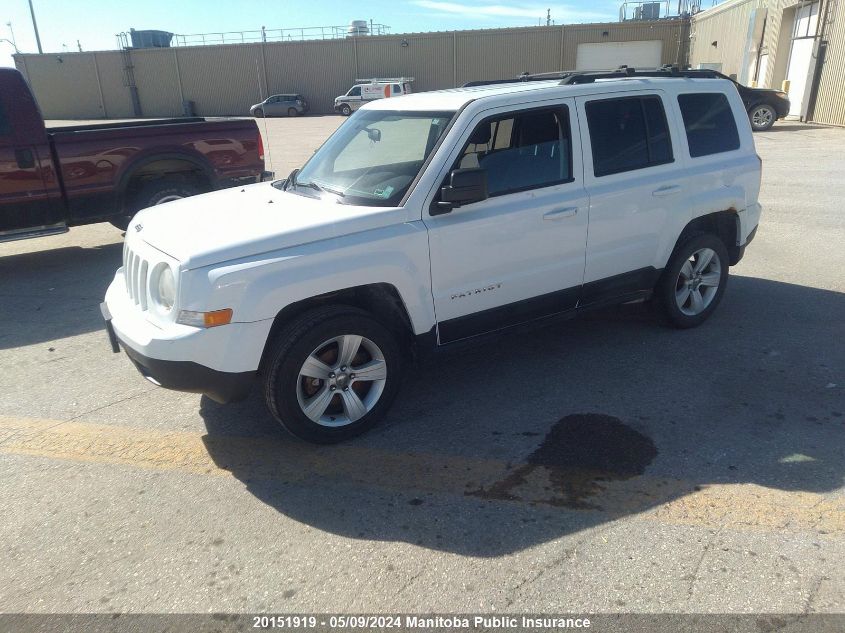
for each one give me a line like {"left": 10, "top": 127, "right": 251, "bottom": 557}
{"left": 0, "top": 68, "right": 269, "bottom": 243}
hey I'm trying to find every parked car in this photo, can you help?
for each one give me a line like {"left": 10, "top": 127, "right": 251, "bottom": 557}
{"left": 708, "top": 71, "right": 790, "bottom": 131}
{"left": 102, "top": 70, "right": 761, "bottom": 443}
{"left": 250, "top": 94, "right": 309, "bottom": 118}
{"left": 334, "top": 78, "right": 413, "bottom": 116}
{"left": 0, "top": 68, "right": 270, "bottom": 242}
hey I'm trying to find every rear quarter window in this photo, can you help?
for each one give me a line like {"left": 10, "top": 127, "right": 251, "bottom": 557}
{"left": 677, "top": 93, "right": 741, "bottom": 157}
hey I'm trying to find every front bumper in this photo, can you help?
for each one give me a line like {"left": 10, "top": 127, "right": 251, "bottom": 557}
{"left": 122, "top": 342, "right": 255, "bottom": 404}
{"left": 102, "top": 270, "right": 273, "bottom": 403}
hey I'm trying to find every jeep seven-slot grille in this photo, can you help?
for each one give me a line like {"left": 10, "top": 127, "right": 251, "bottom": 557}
{"left": 122, "top": 243, "right": 149, "bottom": 311}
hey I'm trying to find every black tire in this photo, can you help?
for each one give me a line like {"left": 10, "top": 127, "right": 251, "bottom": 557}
{"left": 749, "top": 103, "right": 776, "bottom": 131}
{"left": 340, "top": 104, "right": 352, "bottom": 116}
{"left": 654, "top": 233, "right": 730, "bottom": 329}
{"left": 254, "top": 108, "right": 264, "bottom": 118}
{"left": 110, "top": 179, "right": 204, "bottom": 230}
{"left": 287, "top": 107, "right": 298, "bottom": 117}
{"left": 262, "top": 305, "right": 404, "bottom": 444}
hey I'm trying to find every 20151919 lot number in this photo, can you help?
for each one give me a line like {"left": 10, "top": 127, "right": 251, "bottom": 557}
{"left": 253, "top": 615, "right": 317, "bottom": 628}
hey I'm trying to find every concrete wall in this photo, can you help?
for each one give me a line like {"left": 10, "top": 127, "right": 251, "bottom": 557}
{"left": 14, "top": 20, "right": 689, "bottom": 119}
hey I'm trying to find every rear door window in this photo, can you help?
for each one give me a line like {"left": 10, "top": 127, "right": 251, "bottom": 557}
{"left": 585, "top": 95, "right": 674, "bottom": 177}
{"left": 677, "top": 93, "right": 741, "bottom": 157}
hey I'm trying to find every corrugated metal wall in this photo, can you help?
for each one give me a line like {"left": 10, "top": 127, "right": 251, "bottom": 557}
{"left": 811, "top": 0, "right": 845, "bottom": 126}
{"left": 14, "top": 20, "right": 689, "bottom": 120}
{"left": 690, "top": 0, "right": 845, "bottom": 126}
{"left": 689, "top": 0, "right": 763, "bottom": 77}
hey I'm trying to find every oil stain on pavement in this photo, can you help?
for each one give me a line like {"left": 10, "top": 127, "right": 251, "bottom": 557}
{"left": 468, "top": 414, "right": 658, "bottom": 509}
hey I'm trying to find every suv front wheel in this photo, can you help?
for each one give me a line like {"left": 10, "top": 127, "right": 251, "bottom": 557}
{"left": 262, "top": 306, "right": 403, "bottom": 443}
{"left": 654, "top": 233, "right": 730, "bottom": 329}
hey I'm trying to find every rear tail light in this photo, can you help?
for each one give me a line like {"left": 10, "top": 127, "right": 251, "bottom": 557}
{"left": 257, "top": 133, "right": 265, "bottom": 161}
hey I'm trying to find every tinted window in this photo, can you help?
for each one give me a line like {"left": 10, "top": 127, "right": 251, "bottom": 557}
{"left": 349, "top": 87, "right": 361, "bottom": 97}
{"left": 456, "top": 107, "right": 572, "bottom": 196}
{"left": 643, "top": 97, "right": 673, "bottom": 164}
{"left": 392, "top": 84, "right": 401, "bottom": 94}
{"left": 0, "top": 101, "right": 9, "bottom": 136}
{"left": 678, "top": 93, "right": 740, "bottom": 157}
{"left": 586, "top": 96, "right": 674, "bottom": 177}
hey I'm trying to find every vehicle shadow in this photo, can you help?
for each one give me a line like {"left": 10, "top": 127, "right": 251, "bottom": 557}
{"left": 199, "top": 275, "right": 845, "bottom": 557}
{"left": 0, "top": 240, "right": 123, "bottom": 350}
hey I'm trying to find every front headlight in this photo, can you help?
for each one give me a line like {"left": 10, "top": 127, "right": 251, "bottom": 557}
{"left": 153, "top": 265, "right": 176, "bottom": 312}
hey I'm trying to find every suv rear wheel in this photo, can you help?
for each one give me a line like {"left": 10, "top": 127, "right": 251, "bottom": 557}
{"left": 749, "top": 104, "right": 776, "bottom": 131}
{"left": 654, "top": 233, "right": 730, "bottom": 329}
{"left": 262, "top": 306, "right": 403, "bottom": 443}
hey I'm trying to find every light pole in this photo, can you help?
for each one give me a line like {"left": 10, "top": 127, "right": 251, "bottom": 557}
{"left": 27, "top": 0, "right": 43, "bottom": 54}
{"left": 0, "top": 38, "right": 20, "bottom": 54}
{"left": 6, "top": 21, "right": 17, "bottom": 50}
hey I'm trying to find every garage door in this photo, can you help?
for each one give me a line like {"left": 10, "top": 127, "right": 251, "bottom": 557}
{"left": 575, "top": 41, "right": 663, "bottom": 71}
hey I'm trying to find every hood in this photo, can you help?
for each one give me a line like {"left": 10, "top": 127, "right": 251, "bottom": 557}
{"left": 132, "top": 182, "right": 406, "bottom": 270}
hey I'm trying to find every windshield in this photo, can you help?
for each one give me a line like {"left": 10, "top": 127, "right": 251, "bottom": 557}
{"left": 286, "top": 110, "right": 455, "bottom": 207}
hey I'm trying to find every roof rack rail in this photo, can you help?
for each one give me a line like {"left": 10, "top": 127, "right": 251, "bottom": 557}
{"left": 558, "top": 65, "right": 721, "bottom": 84}
{"left": 461, "top": 66, "right": 723, "bottom": 88}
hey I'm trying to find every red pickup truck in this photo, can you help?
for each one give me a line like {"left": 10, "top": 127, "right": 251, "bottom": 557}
{"left": 0, "top": 68, "right": 270, "bottom": 243}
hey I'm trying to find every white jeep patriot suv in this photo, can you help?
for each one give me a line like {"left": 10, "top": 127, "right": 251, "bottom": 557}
{"left": 102, "top": 69, "right": 762, "bottom": 443}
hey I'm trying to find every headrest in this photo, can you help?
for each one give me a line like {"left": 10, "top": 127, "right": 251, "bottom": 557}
{"left": 468, "top": 123, "right": 492, "bottom": 145}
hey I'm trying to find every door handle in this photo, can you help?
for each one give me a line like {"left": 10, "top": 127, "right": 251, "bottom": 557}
{"left": 652, "top": 185, "right": 681, "bottom": 197}
{"left": 543, "top": 206, "right": 578, "bottom": 220}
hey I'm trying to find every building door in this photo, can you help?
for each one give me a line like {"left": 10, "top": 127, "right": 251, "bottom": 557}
{"left": 575, "top": 41, "right": 663, "bottom": 71}
{"left": 786, "top": 2, "right": 820, "bottom": 117}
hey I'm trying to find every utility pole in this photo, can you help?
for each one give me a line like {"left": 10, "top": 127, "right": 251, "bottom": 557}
{"left": 28, "top": 0, "right": 43, "bottom": 53}
{"left": 546, "top": 8, "right": 551, "bottom": 26}
{"left": 77, "top": 39, "right": 82, "bottom": 52}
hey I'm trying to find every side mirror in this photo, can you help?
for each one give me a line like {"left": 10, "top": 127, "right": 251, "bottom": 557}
{"left": 432, "top": 168, "right": 488, "bottom": 215}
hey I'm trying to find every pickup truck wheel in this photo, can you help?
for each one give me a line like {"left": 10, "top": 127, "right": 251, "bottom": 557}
{"left": 340, "top": 104, "right": 352, "bottom": 116}
{"left": 749, "top": 104, "right": 776, "bottom": 131}
{"left": 110, "top": 180, "right": 204, "bottom": 230}
{"left": 655, "top": 233, "right": 729, "bottom": 329}
{"left": 263, "top": 306, "right": 403, "bottom": 443}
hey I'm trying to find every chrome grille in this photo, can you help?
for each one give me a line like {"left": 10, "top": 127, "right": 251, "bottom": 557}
{"left": 122, "top": 242, "right": 150, "bottom": 311}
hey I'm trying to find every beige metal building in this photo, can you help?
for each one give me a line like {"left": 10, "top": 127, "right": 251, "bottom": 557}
{"left": 14, "top": 20, "right": 689, "bottom": 119}
{"left": 689, "top": 0, "right": 845, "bottom": 126}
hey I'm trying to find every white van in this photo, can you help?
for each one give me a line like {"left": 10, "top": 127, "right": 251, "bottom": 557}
{"left": 334, "top": 77, "right": 414, "bottom": 116}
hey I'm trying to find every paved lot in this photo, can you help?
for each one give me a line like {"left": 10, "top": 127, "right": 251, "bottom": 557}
{"left": 0, "top": 118, "right": 843, "bottom": 614}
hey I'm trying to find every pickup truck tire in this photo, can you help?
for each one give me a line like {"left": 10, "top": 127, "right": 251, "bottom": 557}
{"left": 749, "top": 104, "right": 776, "bottom": 131}
{"left": 263, "top": 305, "right": 403, "bottom": 443}
{"left": 654, "top": 233, "right": 730, "bottom": 329}
{"left": 340, "top": 104, "right": 352, "bottom": 117}
{"left": 111, "top": 179, "right": 204, "bottom": 230}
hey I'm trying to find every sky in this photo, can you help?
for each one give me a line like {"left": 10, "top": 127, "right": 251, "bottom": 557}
{"left": 1, "top": 0, "right": 623, "bottom": 68}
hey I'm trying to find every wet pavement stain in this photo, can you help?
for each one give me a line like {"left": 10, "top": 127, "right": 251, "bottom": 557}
{"left": 467, "top": 414, "right": 658, "bottom": 510}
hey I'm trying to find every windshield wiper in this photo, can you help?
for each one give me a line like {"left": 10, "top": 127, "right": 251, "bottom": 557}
{"left": 298, "top": 180, "right": 346, "bottom": 198}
